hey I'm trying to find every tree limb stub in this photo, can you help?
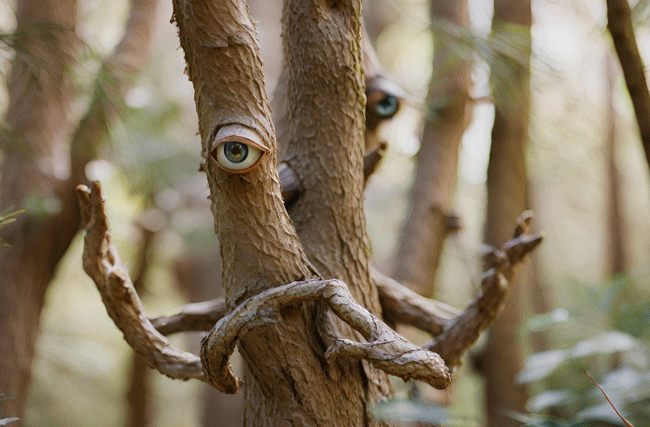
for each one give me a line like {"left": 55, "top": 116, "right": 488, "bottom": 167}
{"left": 149, "top": 298, "right": 228, "bottom": 336}
{"left": 76, "top": 182, "right": 205, "bottom": 382}
{"left": 200, "top": 279, "right": 451, "bottom": 394}
{"left": 425, "top": 232, "right": 543, "bottom": 369}
{"left": 279, "top": 142, "right": 389, "bottom": 207}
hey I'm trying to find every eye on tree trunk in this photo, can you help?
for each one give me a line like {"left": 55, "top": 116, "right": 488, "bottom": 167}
{"left": 75, "top": 0, "right": 542, "bottom": 425}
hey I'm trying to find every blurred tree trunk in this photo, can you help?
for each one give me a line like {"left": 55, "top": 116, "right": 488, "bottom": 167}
{"left": 0, "top": 0, "right": 77, "bottom": 417}
{"left": 605, "top": 54, "right": 626, "bottom": 277}
{"left": 527, "top": 254, "right": 550, "bottom": 353}
{"left": 482, "top": 1, "right": 532, "bottom": 426}
{"left": 174, "top": 251, "right": 244, "bottom": 427}
{"left": 0, "top": 0, "right": 157, "bottom": 418}
{"left": 391, "top": 0, "right": 472, "bottom": 297}
{"left": 126, "top": 219, "right": 161, "bottom": 427}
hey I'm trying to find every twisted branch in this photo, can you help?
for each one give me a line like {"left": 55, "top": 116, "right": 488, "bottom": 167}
{"left": 76, "top": 182, "right": 205, "bottom": 382}
{"left": 425, "top": 232, "right": 543, "bottom": 369}
{"left": 200, "top": 279, "right": 451, "bottom": 394}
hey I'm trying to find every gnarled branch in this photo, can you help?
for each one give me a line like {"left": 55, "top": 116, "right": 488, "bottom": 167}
{"left": 76, "top": 182, "right": 205, "bottom": 382}
{"left": 77, "top": 181, "right": 542, "bottom": 397}
{"left": 425, "top": 232, "right": 543, "bottom": 369}
{"left": 200, "top": 279, "right": 451, "bottom": 394}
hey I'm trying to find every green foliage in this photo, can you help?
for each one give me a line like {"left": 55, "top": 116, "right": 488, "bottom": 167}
{"left": 0, "top": 208, "right": 25, "bottom": 247}
{"left": 371, "top": 396, "right": 448, "bottom": 424}
{"left": 519, "top": 275, "right": 650, "bottom": 426}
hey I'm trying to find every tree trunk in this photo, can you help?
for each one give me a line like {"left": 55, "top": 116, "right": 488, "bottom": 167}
{"left": 482, "top": 1, "right": 531, "bottom": 426}
{"left": 392, "top": 0, "right": 472, "bottom": 296}
{"left": 0, "top": 0, "right": 77, "bottom": 416}
{"left": 174, "top": 251, "right": 244, "bottom": 427}
{"left": 0, "top": 0, "right": 158, "bottom": 418}
{"left": 280, "top": 0, "right": 394, "bottom": 419}
{"left": 171, "top": 0, "right": 395, "bottom": 424}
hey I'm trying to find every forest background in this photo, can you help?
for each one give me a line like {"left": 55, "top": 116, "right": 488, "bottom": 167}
{"left": 1, "top": 0, "right": 650, "bottom": 426}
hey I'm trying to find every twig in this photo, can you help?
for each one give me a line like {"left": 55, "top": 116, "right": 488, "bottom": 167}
{"left": 584, "top": 370, "right": 634, "bottom": 427}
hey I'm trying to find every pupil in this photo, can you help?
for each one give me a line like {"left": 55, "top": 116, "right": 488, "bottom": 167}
{"left": 376, "top": 95, "right": 398, "bottom": 117}
{"left": 224, "top": 141, "right": 248, "bottom": 163}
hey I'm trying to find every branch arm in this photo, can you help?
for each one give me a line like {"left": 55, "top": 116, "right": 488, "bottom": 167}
{"left": 149, "top": 298, "right": 228, "bottom": 336}
{"left": 371, "top": 268, "right": 458, "bottom": 335}
{"left": 200, "top": 279, "right": 451, "bottom": 394}
{"left": 425, "top": 233, "right": 543, "bottom": 369}
{"left": 76, "top": 182, "right": 205, "bottom": 382}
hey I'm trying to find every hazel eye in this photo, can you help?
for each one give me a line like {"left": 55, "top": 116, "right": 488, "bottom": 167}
{"left": 374, "top": 94, "right": 399, "bottom": 118}
{"left": 210, "top": 125, "right": 269, "bottom": 174}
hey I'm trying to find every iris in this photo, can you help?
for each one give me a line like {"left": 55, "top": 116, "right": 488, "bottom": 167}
{"left": 375, "top": 94, "right": 398, "bottom": 118}
{"left": 224, "top": 141, "right": 248, "bottom": 163}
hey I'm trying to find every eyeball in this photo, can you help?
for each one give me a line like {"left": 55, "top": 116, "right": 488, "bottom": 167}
{"left": 210, "top": 126, "right": 269, "bottom": 174}
{"left": 374, "top": 94, "right": 399, "bottom": 118}
{"left": 365, "top": 76, "right": 405, "bottom": 121}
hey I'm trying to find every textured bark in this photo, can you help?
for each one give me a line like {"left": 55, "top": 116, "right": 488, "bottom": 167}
{"left": 0, "top": 0, "right": 77, "bottom": 417}
{"left": 392, "top": 0, "right": 472, "bottom": 296}
{"left": 280, "top": 0, "right": 397, "bottom": 422}
{"left": 482, "top": 1, "right": 532, "bottom": 426}
{"left": 0, "top": 0, "right": 158, "bottom": 417}
{"left": 171, "top": 1, "right": 394, "bottom": 425}
{"left": 606, "top": 0, "right": 650, "bottom": 175}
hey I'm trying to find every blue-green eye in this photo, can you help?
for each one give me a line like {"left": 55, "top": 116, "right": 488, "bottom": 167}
{"left": 375, "top": 95, "right": 399, "bottom": 118}
{"left": 223, "top": 141, "right": 248, "bottom": 164}
{"left": 210, "top": 125, "right": 270, "bottom": 174}
{"left": 216, "top": 141, "right": 262, "bottom": 172}
{"left": 214, "top": 138, "right": 264, "bottom": 172}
